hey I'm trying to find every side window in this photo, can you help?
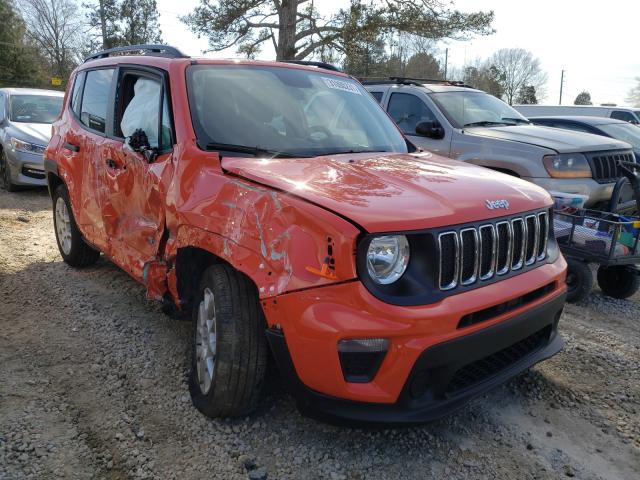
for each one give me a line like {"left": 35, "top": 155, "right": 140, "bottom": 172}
{"left": 160, "top": 93, "right": 173, "bottom": 150}
{"left": 0, "top": 92, "right": 5, "bottom": 120}
{"left": 117, "top": 73, "right": 165, "bottom": 149}
{"left": 70, "top": 71, "right": 85, "bottom": 116}
{"left": 611, "top": 110, "right": 635, "bottom": 123}
{"left": 370, "top": 91, "right": 384, "bottom": 104}
{"left": 388, "top": 93, "right": 437, "bottom": 135}
{"left": 80, "top": 69, "right": 114, "bottom": 133}
{"left": 555, "top": 122, "right": 592, "bottom": 133}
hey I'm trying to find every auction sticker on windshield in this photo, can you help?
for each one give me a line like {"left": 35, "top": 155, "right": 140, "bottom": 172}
{"left": 322, "top": 77, "right": 361, "bottom": 95}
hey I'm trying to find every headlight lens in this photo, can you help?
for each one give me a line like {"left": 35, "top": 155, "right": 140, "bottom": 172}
{"left": 366, "top": 235, "right": 410, "bottom": 284}
{"left": 11, "top": 137, "right": 46, "bottom": 154}
{"left": 543, "top": 153, "right": 591, "bottom": 178}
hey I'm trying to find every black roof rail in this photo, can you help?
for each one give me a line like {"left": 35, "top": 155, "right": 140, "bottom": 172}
{"left": 84, "top": 44, "right": 188, "bottom": 63}
{"left": 282, "top": 60, "right": 341, "bottom": 72}
{"left": 359, "top": 76, "right": 473, "bottom": 88}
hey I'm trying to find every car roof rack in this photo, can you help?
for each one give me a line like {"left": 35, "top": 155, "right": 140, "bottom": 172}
{"left": 282, "top": 60, "right": 341, "bottom": 72}
{"left": 84, "top": 44, "right": 189, "bottom": 63}
{"left": 359, "top": 76, "right": 473, "bottom": 88}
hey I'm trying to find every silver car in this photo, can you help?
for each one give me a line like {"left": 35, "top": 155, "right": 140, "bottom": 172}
{"left": 365, "top": 80, "right": 634, "bottom": 208}
{"left": 0, "top": 88, "right": 64, "bottom": 190}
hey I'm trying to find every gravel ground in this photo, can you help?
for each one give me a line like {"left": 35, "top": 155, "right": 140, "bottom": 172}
{"left": 0, "top": 187, "right": 638, "bottom": 480}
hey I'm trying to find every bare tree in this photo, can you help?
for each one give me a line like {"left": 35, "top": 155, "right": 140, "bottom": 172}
{"left": 19, "top": 0, "right": 83, "bottom": 82}
{"left": 489, "top": 48, "right": 547, "bottom": 105}
{"left": 182, "top": 0, "right": 494, "bottom": 61}
{"left": 462, "top": 58, "right": 504, "bottom": 98}
{"left": 627, "top": 78, "right": 640, "bottom": 107}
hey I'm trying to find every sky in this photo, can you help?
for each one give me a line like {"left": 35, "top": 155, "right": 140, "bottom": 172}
{"left": 156, "top": 0, "right": 640, "bottom": 106}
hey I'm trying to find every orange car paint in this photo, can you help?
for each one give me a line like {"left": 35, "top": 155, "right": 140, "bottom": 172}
{"left": 45, "top": 56, "right": 567, "bottom": 407}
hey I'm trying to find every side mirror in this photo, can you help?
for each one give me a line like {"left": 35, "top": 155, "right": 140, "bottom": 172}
{"left": 127, "top": 128, "right": 157, "bottom": 163}
{"left": 415, "top": 121, "right": 445, "bottom": 139}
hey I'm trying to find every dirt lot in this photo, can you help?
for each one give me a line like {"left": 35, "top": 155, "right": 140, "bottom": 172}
{"left": 0, "top": 187, "right": 638, "bottom": 480}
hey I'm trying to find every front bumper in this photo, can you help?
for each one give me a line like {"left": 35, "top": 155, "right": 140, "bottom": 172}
{"left": 267, "top": 291, "right": 565, "bottom": 425}
{"left": 4, "top": 148, "right": 47, "bottom": 186}
{"left": 524, "top": 176, "right": 613, "bottom": 207}
{"left": 263, "top": 256, "right": 567, "bottom": 424}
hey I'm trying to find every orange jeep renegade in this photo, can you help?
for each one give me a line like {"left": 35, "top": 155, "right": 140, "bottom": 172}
{"left": 45, "top": 45, "right": 567, "bottom": 424}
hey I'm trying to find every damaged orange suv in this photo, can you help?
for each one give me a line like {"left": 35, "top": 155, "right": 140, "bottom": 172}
{"left": 45, "top": 45, "right": 567, "bottom": 424}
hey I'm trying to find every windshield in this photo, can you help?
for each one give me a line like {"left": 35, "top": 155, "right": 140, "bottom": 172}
{"left": 598, "top": 123, "right": 640, "bottom": 149}
{"left": 10, "top": 95, "right": 63, "bottom": 124}
{"left": 186, "top": 65, "right": 407, "bottom": 157}
{"left": 430, "top": 91, "right": 529, "bottom": 129}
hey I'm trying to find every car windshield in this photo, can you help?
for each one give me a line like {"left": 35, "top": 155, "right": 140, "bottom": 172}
{"left": 598, "top": 122, "right": 640, "bottom": 149}
{"left": 10, "top": 95, "right": 63, "bottom": 124}
{"left": 186, "top": 65, "right": 407, "bottom": 157}
{"left": 430, "top": 91, "right": 529, "bottom": 129}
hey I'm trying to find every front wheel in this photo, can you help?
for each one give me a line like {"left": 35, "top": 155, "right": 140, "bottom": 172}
{"left": 189, "top": 264, "right": 268, "bottom": 418}
{"left": 52, "top": 185, "right": 100, "bottom": 267}
{"left": 565, "top": 259, "right": 593, "bottom": 303}
{"left": 597, "top": 266, "right": 640, "bottom": 299}
{"left": 0, "top": 149, "right": 18, "bottom": 192}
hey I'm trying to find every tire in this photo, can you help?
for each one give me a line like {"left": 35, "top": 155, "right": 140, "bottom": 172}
{"left": 565, "top": 259, "right": 593, "bottom": 303}
{"left": 597, "top": 266, "right": 640, "bottom": 299}
{"left": 52, "top": 184, "right": 100, "bottom": 267}
{"left": 189, "top": 263, "right": 268, "bottom": 418}
{"left": 0, "top": 149, "right": 18, "bottom": 192}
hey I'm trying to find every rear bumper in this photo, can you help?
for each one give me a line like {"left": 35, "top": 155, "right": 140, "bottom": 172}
{"left": 267, "top": 290, "right": 565, "bottom": 425}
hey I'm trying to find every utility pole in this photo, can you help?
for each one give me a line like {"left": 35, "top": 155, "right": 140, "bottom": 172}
{"left": 444, "top": 48, "right": 449, "bottom": 80}
{"left": 559, "top": 70, "right": 565, "bottom": 105}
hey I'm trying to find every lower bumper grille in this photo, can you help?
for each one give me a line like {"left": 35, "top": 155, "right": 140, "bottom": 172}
{"left": 21, "top": 166, "right": 46, "bottom": 179}
{"left": 445, "top": 325, "right": 552, "bottom": 396}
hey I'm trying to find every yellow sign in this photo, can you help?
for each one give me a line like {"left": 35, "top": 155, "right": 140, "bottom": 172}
{"left": 51, "top": 77, "right": 62, "bottom": 86}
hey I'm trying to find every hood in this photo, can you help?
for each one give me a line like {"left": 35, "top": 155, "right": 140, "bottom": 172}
{"left": 466, "top": 125, "right": 631, "bottom": 153}
{"left": 9, "top": 122, "right": 52, "bottom": 146}
{"left": 222, "top": 152, "right": 552, "bottom": 233}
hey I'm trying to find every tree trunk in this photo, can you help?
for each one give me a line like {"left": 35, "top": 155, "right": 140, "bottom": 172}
{"left": 276, "top": 0, "right": 297, "bottom": 60}
{"left": 98, "top": 0, "right": 108, "bottom": 49}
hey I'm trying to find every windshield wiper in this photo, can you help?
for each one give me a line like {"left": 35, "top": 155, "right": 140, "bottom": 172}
{"left": 463, "top": 121, "right": 514, "bottom": 127}
{"left": 501, "top": 117, "right": 530, "bottom": 124}
{"left": 321, "top": 148, "right": 389, "bottom": 155}
{"left": 204, "top": 142, "right": 299, "bottom": 158}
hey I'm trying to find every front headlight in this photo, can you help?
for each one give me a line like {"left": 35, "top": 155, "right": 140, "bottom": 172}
{"left": 543, "top": 153, "right": 591, "bottom": 178}
{"left": 11, "top": 137, "right": 46, "bottom": 155}
{"left": 366, "top": 235, "right": 410, "bottom": 284}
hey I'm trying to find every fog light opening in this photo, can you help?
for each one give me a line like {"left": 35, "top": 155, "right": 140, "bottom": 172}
{"left": 337, "top": 338, "right": 389, "bottom": 383}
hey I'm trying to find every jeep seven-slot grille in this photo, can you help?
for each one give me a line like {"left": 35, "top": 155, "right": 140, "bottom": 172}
{"left": 588, "top": 152, "right": 635, "bottom": 184}
{"left": 437, "top": 211, "right": 548, "bottom": 291}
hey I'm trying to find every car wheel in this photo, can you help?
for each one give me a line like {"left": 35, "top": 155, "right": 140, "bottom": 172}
{"left": 597, "top": 266, "right": 640, "bottom": 299}
{"left": 53, "top": 184, "right": 100, "bottom": 267}
{"left": 565, "top": 258, "right": 593, "bottom": 303}
{"left": 0, "top": 149, "right": 18, "bottom": 192}
{"left": 189, "top": 263, "right": 268, "bottom": 418}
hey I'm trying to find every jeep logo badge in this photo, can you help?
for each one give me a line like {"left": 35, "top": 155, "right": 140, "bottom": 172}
{"left": 485, "top": 199, "right": 510, "bottom": 210}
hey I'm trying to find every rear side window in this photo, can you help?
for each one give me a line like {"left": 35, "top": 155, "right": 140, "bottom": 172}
{"left": 370, "top": 91, "right": 383, "bottom": 104}
{"left": 70, "top": 71, "right": 86, "bottom": 116}
{"left": 611, "top": 110, "right": 636, "bottom": 123}
{"left": 80, "top": 69, "right": 115, "bottom": 133}
{"left": 388, "top": 93, "right": 437, "bottom": 135}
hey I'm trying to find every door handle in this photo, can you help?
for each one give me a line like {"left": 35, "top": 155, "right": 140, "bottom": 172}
{"left": 106, "top": 158, "right": 119, "bottom": 169}
{"left": 63, "top": 142, "right": 80, "bottom": 153}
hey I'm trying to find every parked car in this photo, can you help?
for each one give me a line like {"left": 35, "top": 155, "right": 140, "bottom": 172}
{"left": 0, "top": 88, "right": 64, "bottom": 191}
{"left": 365, "top": 78, "right": 635, "bottom": 209}
{"left": 528, "top": 116, "right": 640, "bottom": 162}
{"left": 514, "top": 104, "right": 640, "bottom": 125}
{"left": 45, "top": 45, "right": 567, "bottom": 424}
